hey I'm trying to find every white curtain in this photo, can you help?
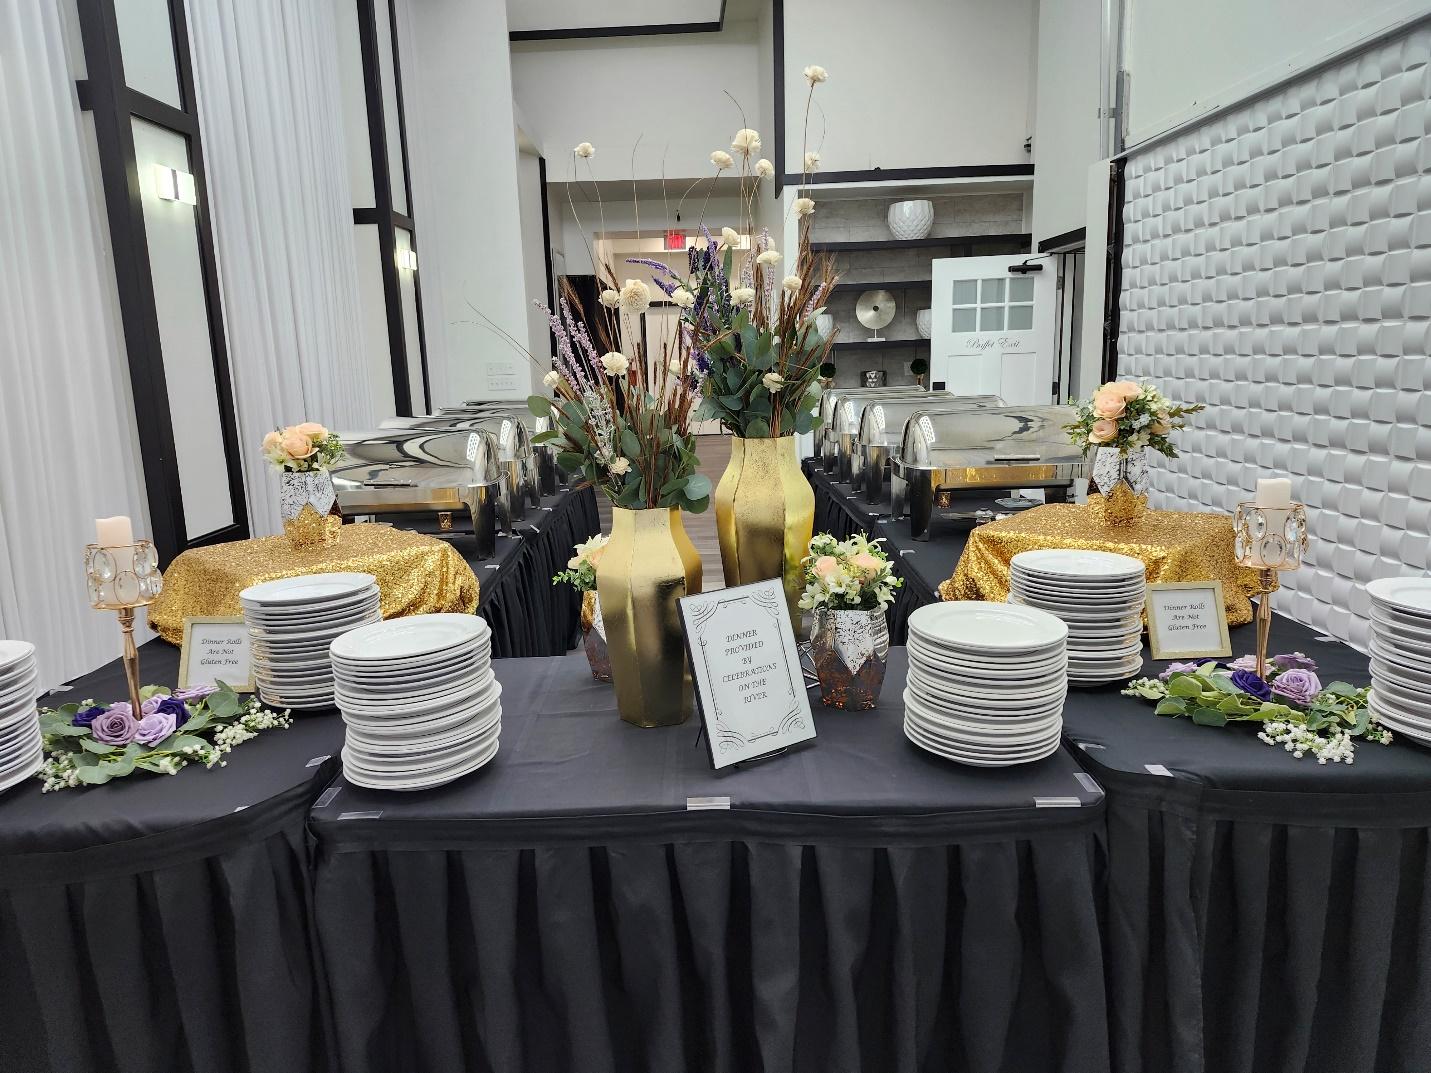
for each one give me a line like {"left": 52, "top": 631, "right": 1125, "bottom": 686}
{"left": 0, "top": 0, "right": 153, "bottom": 689}
{"left": 186, "top": 0, "right": 376, "bottom": 538}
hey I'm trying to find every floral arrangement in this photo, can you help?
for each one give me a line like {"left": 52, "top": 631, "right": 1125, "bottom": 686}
{"left": 261, "top": 422, "right": 343, "bottom": 473}
{"left": 798, "top": 533, "right": 902, "bottom": 612}
{"left": 1065, "top": 380, "right": 1204, "bottom": 457}
{"left": 552, "top": 533, "right": 609, "bottom": 592}
{"left": 1123, "top": 652, "right": 1392, "bottom": 764}
{"left": 37, "top": 683, "right": 292, "bottom": 791}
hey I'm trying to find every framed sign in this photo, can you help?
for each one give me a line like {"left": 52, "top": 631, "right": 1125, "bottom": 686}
{"left": 679, "top": 579, "right": 815, "bottom": 770}
{"left": 178, "top": 616, "right": 253, "bottom": 692}
{"left": 1145, "top": 581, "right": 1232, "bottom": 661}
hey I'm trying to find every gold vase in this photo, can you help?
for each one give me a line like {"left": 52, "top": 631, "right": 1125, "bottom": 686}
{"left": 714, "top": 435, "right": 815, "bottom": 619}
{"left": 597, "top": 507, "right": 702, "bottom": 727}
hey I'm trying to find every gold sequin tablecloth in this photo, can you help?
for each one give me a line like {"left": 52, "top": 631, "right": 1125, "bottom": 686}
{"left": 148, "top": 523, "right": 480, "bottom": 643}
{"left": 941, "top": 503, "right": 1265, "bottom": 626}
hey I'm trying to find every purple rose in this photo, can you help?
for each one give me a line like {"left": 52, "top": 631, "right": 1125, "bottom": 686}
{"left": 73, "top": 705, "right": 106, "bottom": 728}
{"left": 171, "top": 684, "right": 216, "bottom": 703}
{"left": 1272, "top": 652, "right": 1318, "bottom": 673}
{"left": 1159, "top": 661, "right": 1203, "bottom": 681}
{"left": 1270, "top": 668, "right": 1322, "bottom": 706}
{"left": 1229, "top": 669, "right": 1273, "bottom": 702}
{"left": 90, "top": 708, "right": 137, "bottom": 745}
{"left": 133, "top": 710, "right": 177, "bottom": 746}
{"left": 1228, "top": 655, "right": 1259, "bottom": 672}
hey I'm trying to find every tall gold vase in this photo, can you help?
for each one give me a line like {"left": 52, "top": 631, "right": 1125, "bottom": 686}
{"left": 715, "top": 435, "right": 815, "bottom": 620}
{"left": 597, "top": 507, "right": 702, "bottom": 727}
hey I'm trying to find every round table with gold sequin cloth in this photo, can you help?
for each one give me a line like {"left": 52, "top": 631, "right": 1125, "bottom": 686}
{"left": 941, "top": 502, "right": 1266, "bottom": 625}
{"left": 147, "top": 523, "right": 480, "bottom": 643}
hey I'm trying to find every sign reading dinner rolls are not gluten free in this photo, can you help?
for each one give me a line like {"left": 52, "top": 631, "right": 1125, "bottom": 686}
{"left": 1145, "top": 581, "right": 1232, "bottom": 661}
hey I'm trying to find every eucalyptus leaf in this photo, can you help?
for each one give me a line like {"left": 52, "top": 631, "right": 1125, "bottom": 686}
{"left": 527, "top": 395, "right": 554, "bottom": 418}
{"left": 745, "top": 417, "right": 770, "bottom": 437}
{"left": 1167, "top": 678, "right": 1206, "bottom": 698}
{"left": 1154, "top": 698, "right": 1187, "bottom": 717}
{"left": 1189, "top": 706, "right": 1229, "bottom": 727}
{"left": 684, "top": 474, "right": 712, "bottom": 500}
{"left": 76, "top": 766, "right": 113, "bottom": 785}
{"left": 79, "top": 737, "right": 119, "bottom": 755}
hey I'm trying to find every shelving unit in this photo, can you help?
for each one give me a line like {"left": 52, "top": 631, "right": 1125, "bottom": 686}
{"left": 831, "top": 338, "right": 930, "bottom": 352}
{"left": 811, "top": 232, "right": 1031, "bottom": 254}
{"left": 829, "top": 278, "right": 933, "bottom": 294}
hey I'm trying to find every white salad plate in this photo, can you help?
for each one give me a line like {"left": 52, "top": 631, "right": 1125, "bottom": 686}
{"left": 331, "top": 614, "right": 489, "bottom": 663}
{"left": 240, "top": 572, "right": 377, "bottom": 607}
{"left": 1011, "top": 549, "right": 1146, "bottom": 579}
{"left": 907, "top": 602, "right": 1068, "bottom": 654}
{"left": 1367, "top": 577, "right": 1431, "bottom": 618}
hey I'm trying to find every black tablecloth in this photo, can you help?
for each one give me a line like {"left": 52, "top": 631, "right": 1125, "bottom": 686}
{"left": 803, "top": 464, "right": 964, "bottom": 644}
{"left": 311, "top": 650, "right": 1109, "bottom": 1073}
{"left": 0, "top": 641, "right": 344, "bottom": 1073}
{"left": 382, "top": 484, "right": 601, "bottom": 658}
{"left": 1061, "top": 614, "right": 1431, "bottom": 1073}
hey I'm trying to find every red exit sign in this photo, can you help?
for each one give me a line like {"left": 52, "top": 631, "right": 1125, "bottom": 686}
{"left": 664, "top": 230, "right": 687, "bottom": 251}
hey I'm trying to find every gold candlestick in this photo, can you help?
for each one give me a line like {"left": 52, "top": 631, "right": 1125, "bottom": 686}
{"left": 86, "top": 541, "right": 164, "bottom": 714}
{"left": 1232, "top": 502, "right": 1307, "bottom": 679}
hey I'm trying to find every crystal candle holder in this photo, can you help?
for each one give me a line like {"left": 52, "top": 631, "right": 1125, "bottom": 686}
{"left": 1232, "top": 502, "right": 1308, "bottom": 678}
{"left": 85, "top": 540, "right": 164, "bottom": 717}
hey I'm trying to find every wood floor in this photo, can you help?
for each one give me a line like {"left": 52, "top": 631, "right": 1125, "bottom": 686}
{"left": 594, "top": 433, "right": 731, "bottom": 590}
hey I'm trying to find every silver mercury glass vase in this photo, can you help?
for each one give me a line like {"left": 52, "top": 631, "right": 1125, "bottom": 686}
{"left": 809, "top": 607, "right": 890, "bottom": 710}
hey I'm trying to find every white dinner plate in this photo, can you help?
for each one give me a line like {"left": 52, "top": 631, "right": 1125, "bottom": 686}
{"left": 240, "top": 572, "right": 377, "bottom": 607}
{"left": 336, "top": 662, "right": 487, "bottom": 697}
{"left": 907, "top": 602, "right": 1068, "bottom": 654}
{"left": 331, "top": 644, "right": 488, "bottom": 679}
{"left": 343, "top": 688, "right": 502, "bottom": 739}
{"left": 331, "top": 614, "right": 489, "bottom": 663}
{"left": 335, "top": 674, "right": 493, "bottom": 717}
{"left": 905, "top": 693, "right": 1064, "bottom": 735}
{"left": 342, "top": 735, "right": 499, "bottom": 791}
{"left": 345, "top": 705, "right": 502, "bottom": 755}
{"left": 1370, "top": 655, "right": 1431, "bottom": 691}
{"left": 906, "top": 640, "right": 1066, "bottom": 675}
{"left": 1011, "top": 577, "right": 1146, "bottom": 601}
{"left": 906, "top": 664, "right": 1065, "bottom": 705}
{"left": 1369, "top": 608, "right": 1431, "bottom": 646}
{"left": 0, "top": 641, "right": 36, "bottom": 676}
{"left": 0, "top": 745, "right": 43, "bottom": 795}
{"left": 1369, "top": 635, "right": 1431, "bottom": 672}
{"left": 1366, "top": 577, "right": 1431, "bottom": 618}
{"left": 242, "top": 587, "right": 380, "bottom": 619}
{"left": 903, "top": 720, "right": 1062, "bottom": 766}
{"left": 1011, "top": 549, "right": 1146, "bottom": 580}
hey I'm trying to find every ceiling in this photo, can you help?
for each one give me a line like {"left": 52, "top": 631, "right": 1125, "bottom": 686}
{"left": 506, "top": 0, "right": 726, "bottom": 39}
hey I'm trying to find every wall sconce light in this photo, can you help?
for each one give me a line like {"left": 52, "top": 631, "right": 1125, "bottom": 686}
{"left": 154, "top": 164, "right": 197, "bottom": 205}
{"left": 394, "top": 249, "right": 418, "bottom": 271}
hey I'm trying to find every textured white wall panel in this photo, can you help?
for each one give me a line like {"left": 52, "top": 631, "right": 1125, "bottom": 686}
{"left": 1119, "top": 27, "right": 1431, "bottom": 651}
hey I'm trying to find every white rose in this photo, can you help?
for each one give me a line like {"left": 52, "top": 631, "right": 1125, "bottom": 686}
{"left": 729, "top": 286, "right": 756, "bottom": 307}
{"left": 710, "top": 150, "right": 734, "bottom": 171}
{"left": 609, "top": 457, "right": 631, "bottom": 476}
{"left": 803, "top": 65, "right": 828, "bottom": 84}
{"left": 667, "top": 358, "right": 684, "bottom": 374}
{"left": 671, "top": 287, "right": 696, "bottom": 308}
{"left": 782, "top": 274, "right": 802, "bottom": 293}
{"left": 720, "top": 226, "right": 741, "bottom": 248}
{"left": 794, "top": 197, "right": 816, "bottom": 217}
{"left": 574, "top": 142, "right": 595, "bottom": 158}
{"left": 754, "top": 158, "right": 775, "bottom": 179}
{"left": 599, "top": 288, "right": 619, "bottom": 309}
{"left": 543, "top": 370, "right": 560, "bottom": 388}
{"left": 731, "top": 128, "right": 762, "bottom": 155}
{"left": 762, "top": 372, "right": 786, "bottom": 392}
{"left": 618, "top": 278, "right": 651, "bottom": 313}
{"left": 804, "top": 151, "right": 821, "bottom": 171}
{"left": 600, "top": 351, "right": 629, "bottom": 375}
{"left": 755, "top": 249, "right": 781, "bottom": 267}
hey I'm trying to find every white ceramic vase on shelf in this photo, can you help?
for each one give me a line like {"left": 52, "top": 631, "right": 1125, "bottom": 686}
{"left": 915, "top": 309, "right": 932, "bottom": 339}
{"left": 887, "top": 200, "right": 934, "bottom": 241}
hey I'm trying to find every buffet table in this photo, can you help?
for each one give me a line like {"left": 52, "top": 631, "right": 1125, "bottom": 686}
{"left": 1062, "top": 614, "right": 1431, "bottom": 1073}
{"left": 310, "top": 649, "right": 1110, "bottom": 1073}
{"left": 0, "top": 642, "right": 343, "bottom": 1073}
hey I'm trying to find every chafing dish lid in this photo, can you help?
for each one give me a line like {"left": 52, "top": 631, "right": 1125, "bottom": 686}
{"left": 897, "top": 406, "right": 1083, "bottom": 468}
{"left": 857, "top": 395, "right": 1006, "bottom": 446}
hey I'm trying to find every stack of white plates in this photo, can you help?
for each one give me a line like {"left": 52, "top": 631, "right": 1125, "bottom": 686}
{"left": 903, "top": 602, "right": 1068, "bottom": 766}
{"left": 0, "top": 641, "right": 42, "bottom": 794}
{"left": 241, "top": 572, "right": 381, "bottom": 710}
{"left": 1009, "top": 549, "right": 1147, "bottom": 685}
{"left": 1366, "top": 577, "right": 1431, "bottom": 746}
{"left": 331, "top": 614, "right": 500, "bottom": 790}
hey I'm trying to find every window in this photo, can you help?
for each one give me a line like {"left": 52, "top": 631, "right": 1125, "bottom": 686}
{"left": 951, "top": 275, "right": 1034, "bottom": 333}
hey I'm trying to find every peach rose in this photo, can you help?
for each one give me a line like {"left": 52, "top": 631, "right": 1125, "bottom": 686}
{"left": 261, "top": 430, "right": 282, "bottom": 453}
{"left": 1088, "top": 419, "right": 1119, "bottom": 444}
{"left": 813, "top": 555, "right": 839, "bottom": 577}
{"left": 1092, "top": 390, "right": 1126, "bottom": 419}
{"left": 295, "top": 421, "right": 328, "bottom": 441}
{"left": 1110, "top": 380, "right": 1143, "bottom": 400}
{"left": 281, "top": 431, "right": 316, "bottom": 459}
{"left": 851, "top": 552, "right": 882, "bottom": 577}
{"left": 1150, "top": 411, "right": 1172, "bottom": 435}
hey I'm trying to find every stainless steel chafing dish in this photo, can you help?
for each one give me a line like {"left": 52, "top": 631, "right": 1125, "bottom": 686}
{"left": 816, "top": 386, "right": 934, "bottom": 472}
{"left": 370, "top": 415, "right": 538, "bottom": 515}
{"left": 385, "top": 407, "right": 554, "bottom": 500}
{"left": 831, "top": 390, "right": 955, "bottom": 487}
{"left": 855, "top": 395, "right": 1005, "bottom": 504}
{"left": 892, "top": 406, "right": 1089, "bottom": 540}
{"left": 330, "top": 428, "right": 504, "bottom": 559}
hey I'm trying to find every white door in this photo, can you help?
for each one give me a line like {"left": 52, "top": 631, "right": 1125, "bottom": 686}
{"left": 929, "top": 255, "right": 1057, "bottom": 405}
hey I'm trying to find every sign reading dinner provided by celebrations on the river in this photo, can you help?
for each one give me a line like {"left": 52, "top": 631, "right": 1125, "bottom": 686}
{"left": 679, "top": 579, "right": 815, "bottom": 770}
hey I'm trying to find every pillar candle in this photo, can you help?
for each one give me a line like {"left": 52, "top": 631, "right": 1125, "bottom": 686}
{"left": 95, "top": 516, "right": 133, "bottom": 548}
{"left": 1249, "top": 480, "right": 1292, "bottom": 568}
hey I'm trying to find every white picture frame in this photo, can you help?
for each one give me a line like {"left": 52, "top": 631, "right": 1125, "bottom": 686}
{"left": 1145, "top": 581, "right": 1233, "bottom": 661}
{"left": 178, "top": 616, "right": 254, "bottom": 692}
{"left": 679, "top": 579, "right": 816, "bottom": 770}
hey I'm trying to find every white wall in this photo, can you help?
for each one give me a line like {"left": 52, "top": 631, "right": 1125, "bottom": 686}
{"left": 516, "top": 149, "right": 552, "bottom": 364}
{"left": 511, "top": 22, "right": 762, "bottom": 182}
{"left": 552, "top": 194, "right": 748, "bottom": 277}
{"left": 1030, "top": 0, "right": 1102, "bottom": 246}
{"left": 782, "top": 0, "right": 1037, "bottom": 174}
{"left": 1121, "top": 0, "right": 1430, "bottom": 147}
{"left": 398, "top": 0, "right": 537, "bottom": 403}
